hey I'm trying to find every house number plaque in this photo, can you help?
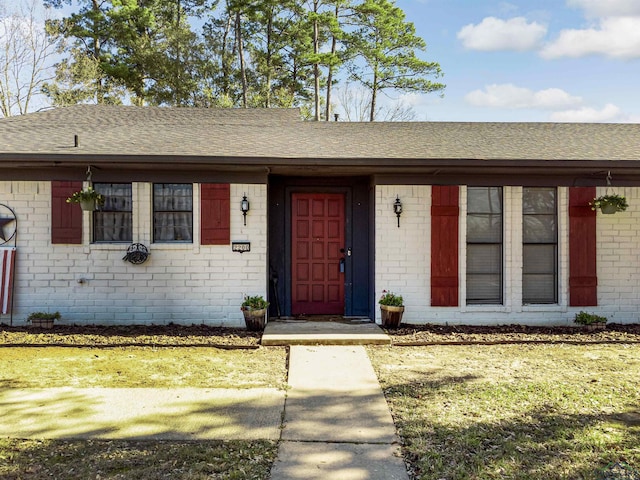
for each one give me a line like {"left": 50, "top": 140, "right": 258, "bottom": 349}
{"left": 232, "top": 241, "right": 251, "bottom": 253}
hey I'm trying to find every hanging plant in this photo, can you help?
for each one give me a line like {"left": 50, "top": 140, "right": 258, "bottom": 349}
{"left": 590, "top": 193, "right": 628, "bottom": 214}
{"left": 66, "top": 187, "right": 105, "bottom": 211}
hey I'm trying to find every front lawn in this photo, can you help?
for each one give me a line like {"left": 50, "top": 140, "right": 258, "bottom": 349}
{"left": 0, "top": 345, "right": 287, "bottom": 389}
{"left": 369, "top": 343, "right": 640, "bottom": 480}
{"left": 0, "top": 339, "right": 287, "bottom": 479}
{"left": 0, "top": 438, "right": 277, "bottom": 480}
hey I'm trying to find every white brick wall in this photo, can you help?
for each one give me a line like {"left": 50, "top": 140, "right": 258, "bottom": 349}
{"left": 595, "top": 186, "right": 640, "bottom": 324}
{"left": 375, "top": 185, "right": 640, "bottom": 326}
{"left": 3, "top": 180, "right": 639, "bottom": 327}
{"left": 0, "top": 181, "right": 267, "bottom": 326}
{"left": 375, "top": 186, "right": 430, "bottom": 324}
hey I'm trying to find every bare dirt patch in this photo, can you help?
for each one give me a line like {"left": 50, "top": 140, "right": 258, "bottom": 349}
{"left": 386, "top": 323, "right": 640, "bottom": 345}
{"left": 0, "top": 324, "right": 260, "bottom": 347}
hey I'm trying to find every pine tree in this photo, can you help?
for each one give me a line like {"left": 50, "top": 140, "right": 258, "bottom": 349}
{"left": 347, "top": 0, "right": 444, "bottom": 121}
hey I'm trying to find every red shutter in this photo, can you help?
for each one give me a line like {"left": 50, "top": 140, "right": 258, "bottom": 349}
{"left": 201, "top": 184, "right": 230, "bottom": 245}
{"left": 431, "top": 186, "right": 459, "bottom": 306}
{"left": 569, "top": 187, "right": 597, "bottom": 306}
{"left": 51, "top": 181, "right": 83, "bottom": 244}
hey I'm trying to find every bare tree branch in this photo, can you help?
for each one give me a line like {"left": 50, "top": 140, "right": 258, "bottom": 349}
{"left": 336, "top": 80, "right": 416, "bottom": 121}
{"left": 0, "top": 0, "right": 59, "bottom": 117}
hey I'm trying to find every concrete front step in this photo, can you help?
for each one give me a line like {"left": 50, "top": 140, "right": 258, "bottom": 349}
{"left": 261, "top": 318, "right": 391, "bottom": 346}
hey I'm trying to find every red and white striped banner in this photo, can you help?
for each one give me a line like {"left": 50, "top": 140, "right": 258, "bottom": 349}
{"left": 0, "top": 247, "right": 16, "bottom": 315}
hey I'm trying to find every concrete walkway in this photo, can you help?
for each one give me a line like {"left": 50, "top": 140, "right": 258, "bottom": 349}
{"left": 0, "top": 387, "right": 284, "bottom": 440}
{"left": 270, "top": 346, "right": 409, "bottom": 479}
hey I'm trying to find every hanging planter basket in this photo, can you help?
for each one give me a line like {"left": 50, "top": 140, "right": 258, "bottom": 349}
{"left": 600, "top": 204, "right": 618, "bottom": 215}
{"left": 66, "top": 187, "right": 104, "bottom": 211}
{"left": 80, "top": 199, "right": 97, "bottom": 211}
{"left": 590, "top": 172, "right": 628, "bottom": 215}
{"left": 590, "top": 194, "right": 628, "bottom": 215}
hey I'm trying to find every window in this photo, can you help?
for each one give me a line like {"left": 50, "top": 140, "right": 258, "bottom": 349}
{"left": 93, "top": 183, "right": 132, "bottom": 242}
{"left": 523, "top": 187, "right": 558, "bottom": 304}
{"left": 153, "top": 183, "right": 193, "bottom": 242}
{"left": 467, "top": 187, "right": 503, "bottom": 304}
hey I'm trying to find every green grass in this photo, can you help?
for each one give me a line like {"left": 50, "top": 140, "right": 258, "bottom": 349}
{"left": 0, "top": 438, "right": 278, "bottom": 479}
{"left": 369, "top": 343, "right": 640, "bottom": 480}
{"left": 0, "top": 345, "right": 286, "bottom": 478}
{"left": 0, "top": 346, "right": 288, "bottom": 389}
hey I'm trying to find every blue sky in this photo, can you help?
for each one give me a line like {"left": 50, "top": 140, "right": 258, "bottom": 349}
{"left": 391, "top": 0, "right": 640, "bottom": 122}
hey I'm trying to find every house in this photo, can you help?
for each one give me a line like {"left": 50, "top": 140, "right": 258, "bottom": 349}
{"left": 1, "top": 105, "right": 639, "bottom": 327}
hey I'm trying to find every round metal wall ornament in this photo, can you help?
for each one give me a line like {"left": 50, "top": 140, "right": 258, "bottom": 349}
{"left": 123, "top": 243, "right": 150, "bottom": 265}
{"left": 0, "top": 204, "right": 17, "bottom": 246}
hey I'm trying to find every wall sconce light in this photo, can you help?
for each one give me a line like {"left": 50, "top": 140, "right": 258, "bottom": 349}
{"left": 241, "top": 194, "right": 250, "bottom": 226}
{"left": 393, "top": 195, "right": 402, "bottom": 227}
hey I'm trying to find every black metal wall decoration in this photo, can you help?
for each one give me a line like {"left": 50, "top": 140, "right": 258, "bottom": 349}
{"left": 123, "top": 243, "right": 150, "bottom": 264}
{"left": 0, "top": 204, "right": 17, "bottom": 247}
{"left": 393, "top": 196, "right": 403, "bottom": 228}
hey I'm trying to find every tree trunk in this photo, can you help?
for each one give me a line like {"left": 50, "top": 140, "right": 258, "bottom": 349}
{"left": 325, "top": 65, "right": 332, "bottom": 121}
{"left": 91, "top": 0, "right": 103, "bottom": 103}
{"left": 313, "top": 0, "right": 320, "bottom": 120}
{"left": 235, "top": 11, "right": 248, "bottom": 108}
{"left": 325, "top": 3, "right": 340, "bottom": 121}
{"left": 369, "top": 68, "right": 378, "bottom": 122}
{"left": 265, "top": 11, "right": 273, "bottom": 108}
{"left": 174, "top": 0, "right": 182, "bottom": 106}
{"left": 221, "top": 12, "right": 232, "bottom": 98}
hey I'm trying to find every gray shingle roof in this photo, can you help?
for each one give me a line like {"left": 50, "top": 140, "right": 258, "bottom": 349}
{"left": 1, "top": 104, "right": 640, "bottom": 162}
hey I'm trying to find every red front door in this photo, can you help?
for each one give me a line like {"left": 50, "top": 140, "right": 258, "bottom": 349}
{"left": 291, "top": 193, "right": 345, "bottom": 315}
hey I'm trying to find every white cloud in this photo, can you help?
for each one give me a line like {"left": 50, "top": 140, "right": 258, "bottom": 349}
{"left": 567, "top": 0, "right": 640, "bottom": 17}
{"left": 550, "top": 103, "right": 623, "bottom": 122}
{"left": 397, "top": 92, "right": 428, "bottom": 107}
{"left": 541, "top": 17, "right": 640, "bottom": 59}
{"left": 465, "top": 84, "right": 583, "bottom": 109}
{"left": 457, "top": 17, "right": 547, "bottom": 51}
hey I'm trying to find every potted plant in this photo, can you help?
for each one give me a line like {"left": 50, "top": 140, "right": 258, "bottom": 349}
{"left": 27, "top": 311, "right": 60, "bottom": 329}
{"left": 379, "top": 290, "right": 404, "bottom": 329}
{"left": 590, "top": 194, "right": 628, "bottom": 214}
{"left": 241, "top": 295, "right": 269, "bottom": 331}
{"left": 574, "top": 311, "right": 608, "bottom": 331}
{"left": 66, "top": 187, "right": 105, "bottom": 211}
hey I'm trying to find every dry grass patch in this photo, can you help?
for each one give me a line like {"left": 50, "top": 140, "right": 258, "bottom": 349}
{"left": 0, "top": 343, "right": 286, "bottom": 478}
{"left": 0, "top": 346, "right": 287, "bottom": 389}
{"left": 0, "top": 438, "right": 277, "bottom": 479}
{"left": 369, "top": 343, "right": 640, "bottom": 480}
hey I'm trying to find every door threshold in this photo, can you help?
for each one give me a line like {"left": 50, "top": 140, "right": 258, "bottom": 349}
{"left": 275, "top": 315, "right": 373, "bottom": 324}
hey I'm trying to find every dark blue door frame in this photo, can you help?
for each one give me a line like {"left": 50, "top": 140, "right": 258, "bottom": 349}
{"left": 267, "top": 176, "right": 372, "bottom": 318}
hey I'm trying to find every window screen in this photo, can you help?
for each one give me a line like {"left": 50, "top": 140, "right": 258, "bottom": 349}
{"left": 523, "top": 187, "right": 557, "bottom": 303}
{"left": 153, "top": 183, "right": 193, "bottom": 242}
{"left": 466, "top": 187, "right": 503, "bottom": 304}
{"left": 93, "top": 183, "right": 132, "bottom": 243}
